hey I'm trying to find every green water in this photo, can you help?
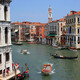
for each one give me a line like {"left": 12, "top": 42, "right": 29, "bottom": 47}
{"left": 12, "top": 42, "right": 80, "bottom": 80}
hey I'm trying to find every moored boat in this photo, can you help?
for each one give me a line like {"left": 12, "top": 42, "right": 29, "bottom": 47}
{"left": 51, "top": 54, "right": 78, "bottom": 59}
{"left": 13, "top": 42, "right": 23, "bottom": 45}
{"left": 27, "top": 41, "right": 40, "bottom": 44}
{"left": 42, "top": 64, "right": 52, "bottom": 76}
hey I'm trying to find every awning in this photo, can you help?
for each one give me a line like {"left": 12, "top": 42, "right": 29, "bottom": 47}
{"left": 48, "top": 34, "right": 56, "bottom": 37}
{"left": 14, "top": 29, "right": 18, "bottom": 32}
{"left": 25, "top": 33, "right": 29, "bottom": 35}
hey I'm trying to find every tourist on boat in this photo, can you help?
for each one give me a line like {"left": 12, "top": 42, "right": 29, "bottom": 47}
{"left": 55, "top": 53, "right": 57, "bottom": 55}
{"left": 25, "top": 64, "right": 29, "bottom": 70}
{"left": 12, "top": 62, "right": 15, "bottom": 70}
{"left": 16, "top": 63, "right": 19, "bottom": 69}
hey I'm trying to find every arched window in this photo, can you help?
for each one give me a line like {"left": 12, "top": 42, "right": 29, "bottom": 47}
{"left": 4, "top": 6, "right": 8, "bottom": 21}
{"left": 0, "top": 28, "right": 1, "bottom": 44}
{"left": 5, "top": 27, "right": 8, "bottom": 44}
{"left": 69, "top": 26, "right": 71, "bottom": 34}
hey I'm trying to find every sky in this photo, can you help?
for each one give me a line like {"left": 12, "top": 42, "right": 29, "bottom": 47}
{"left": 10, "top": 0, "right": 80, "bottom": 23}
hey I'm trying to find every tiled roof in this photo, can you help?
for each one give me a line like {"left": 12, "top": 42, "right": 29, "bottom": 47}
{"left": 11, "top": 21, "right": 47, "bottom": 26}
{"left": 67, "top": 11, "right": 80, "bottom": 16}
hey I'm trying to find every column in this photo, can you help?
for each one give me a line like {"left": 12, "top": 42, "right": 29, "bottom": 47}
{"left": 7, "top": 5, "right": 10, "bottom": 21}
{"left": 2, "top": 53, "right": 4, "bottom": 77}
{"left": 8, "top": 27, "right": 11, "bottom": 44}
{"left": 76, "top": 36, "right": 78, "bottom": 48}
{"left": 9, "top": 51, "right": 12, "bottom": 72}
{"left": 1, "top": 27, "right": 5, "bottom": 45}
{"left": 0, "top": 5, "right": 4, "bottom": 21}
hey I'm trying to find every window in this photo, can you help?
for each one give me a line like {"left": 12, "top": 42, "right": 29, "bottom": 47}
{"left": 5, "top": 27, "right": 8, "bottom": 44}
{"left": 78, "top": 29, "right": 79, "bottom": 34}
{"left": 78, "top": 37, "right": 80, "bottom": 44}
{"left": 31, "top": 34, "right": 33, "bottom": 36}
{"left": 4, "top": 6, "right": 8, "bottom": 21}
{"left": 6, "top": 53, "right": 9, "bottom": 61}
{"left": 78, "top": 18, "right": 79, "bottom": 22}
{"left": 0, "top": 70, "right": 2, "bottom": 74}
{"left": 72, "top": 19, "right": 73, "bottom": 23}
{"left": 0, "top": 54, "right": 1, "bottom": 64}
{"left": 40, "top": 34, "right": 42, "bottom": 36}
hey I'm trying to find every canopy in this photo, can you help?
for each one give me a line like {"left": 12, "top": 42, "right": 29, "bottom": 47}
{"left": 25, "top": 33, "right": 29, "bottom": 35}
{"left": 48, "top": 34, "right": 56, "bottom": 37}
{"left": 14, "top": 29, "right": 18, "bottom": 32}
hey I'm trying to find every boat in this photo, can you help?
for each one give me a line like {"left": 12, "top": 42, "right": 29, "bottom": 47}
{"left": 27, "top": 41, "right": 40, "bottom": 44}
{"left": 51, "top": 54, "right": 78, "bottom": 59}
{"left": 13, "top": 42, "right": 23, "bottom": 45}
{"left": 17, "top": 70, "right": 29, "bottom": 80}
{"left": 17, "top": 64, "right": 29, "bottom": 80}
{"left": 69, "top": 47, "right": 77, "bottom": 51}
{"left": 21, "top": 49, "right": 27, "bottom": 54}
{"left": 42, "top": 64, "right": 52, "bottom": 75}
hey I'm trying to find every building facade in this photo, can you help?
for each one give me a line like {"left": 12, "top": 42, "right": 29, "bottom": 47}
{"left": 65, "top": 11, "right": 80, "bottom": 49}
{"left": 0, "top": 0, "right": 20, "bottom": 79}
{"left": 0, "top": 0, "right": 13, "bottom": 78}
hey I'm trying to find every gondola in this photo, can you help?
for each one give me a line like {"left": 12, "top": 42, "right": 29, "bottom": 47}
{"left": 17, "top": 70, "right": 29, "bottom": 80}
{"left": 51, "top": 54, "right": 78, "bottom": 59}
{"left": 17, "top": 64, "right": 29, "bottom": 80}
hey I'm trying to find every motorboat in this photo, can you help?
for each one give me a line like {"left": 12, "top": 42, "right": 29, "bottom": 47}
{"left": 42, "top": 64, "right": 52, "bottom": 75}
{"left": 13, "top": 42, "right": 23, "bottom": 45}
{"left": 21, "top": 49, "right": 27, "bottom": 54}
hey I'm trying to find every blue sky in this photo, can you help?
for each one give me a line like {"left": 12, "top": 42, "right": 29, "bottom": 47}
{"left": 10, "top": 0, "right": 80, "bottom": 23}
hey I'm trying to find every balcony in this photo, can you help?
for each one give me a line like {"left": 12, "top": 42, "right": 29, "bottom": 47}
{"left": 0, "top": 69, "right": 20, "bottom": 80}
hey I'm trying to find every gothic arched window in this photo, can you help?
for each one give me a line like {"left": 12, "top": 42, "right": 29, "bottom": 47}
{"left": 5, "top": 27, "right": 8, "bottom": 44}
{"left": 4, "top": 6, "right": 8, "bottom": 21}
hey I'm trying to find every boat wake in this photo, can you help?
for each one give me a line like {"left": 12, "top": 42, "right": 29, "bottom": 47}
{"left": 49, "top": 69, "right": 55, "bottom": 75}
{"left": 37, "top": 72, "right": 42, "bottom": 74}
{"left": 27, "top": 52, "right": 31, "bottom": 54}
{"left": 37, "top": 69, "right": 55, "bottom": 75}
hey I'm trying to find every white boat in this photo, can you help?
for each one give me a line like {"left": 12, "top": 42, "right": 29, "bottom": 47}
{"left": 21, "top": 49, "right": 27, "bottom": 54}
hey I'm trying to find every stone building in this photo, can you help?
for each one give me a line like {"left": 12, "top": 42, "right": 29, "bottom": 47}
{"left": 65, "top": 11, "right": 80, "bottom": 49}
{"left": 0, "top": 0, "right": 20, "bottom": 79}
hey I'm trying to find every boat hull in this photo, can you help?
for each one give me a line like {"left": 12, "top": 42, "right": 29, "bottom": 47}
{"left": 51, "top": 55, "right": 78, "bottom": 59}
{"left": 42, "top": 64, "right": 52, "bottom": 76}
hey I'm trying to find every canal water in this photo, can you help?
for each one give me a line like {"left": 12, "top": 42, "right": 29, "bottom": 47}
{"left": 12, "top": 42, "right": 80, "bottom": 80}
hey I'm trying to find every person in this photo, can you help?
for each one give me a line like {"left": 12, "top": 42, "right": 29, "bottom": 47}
{"left": 55, "top": 53, "right": 58, "bottom": 55}
{"left": 6, "top": 69, "right": 9, "bottom": 76}
{"left": 16, "top": 63, "right": 19, "bottom": 69}
{"left": 3, "top": 70, "right": 5, "bottom": 77}
{"left": 25, "top": 64, "right": 29, "bottom": 70}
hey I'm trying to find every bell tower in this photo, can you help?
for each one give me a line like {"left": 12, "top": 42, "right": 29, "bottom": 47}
{"left": 48, "top": 5, "right": 52, "bottom": 22}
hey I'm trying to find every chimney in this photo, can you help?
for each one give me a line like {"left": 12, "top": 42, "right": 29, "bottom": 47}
{"left": 70, "top": 11, "right": 77, "bottom": 15}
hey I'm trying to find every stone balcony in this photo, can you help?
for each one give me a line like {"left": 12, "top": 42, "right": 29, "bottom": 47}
{"left": 0, "top": 69, "right": 20, "bottom": 80}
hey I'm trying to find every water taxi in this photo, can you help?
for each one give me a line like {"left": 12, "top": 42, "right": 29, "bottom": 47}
{"left": 42, "top": 64, "right": 52, "bottom": 75}
{"left": 21, "top": 49, "right": 27, "bottom": 54}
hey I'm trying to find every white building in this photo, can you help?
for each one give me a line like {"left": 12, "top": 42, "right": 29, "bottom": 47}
{"left": 65, "top": 11, "right": 80, "bottom": 49}
{"left": 0, "top": 0, "right": 20, "bottom": 79}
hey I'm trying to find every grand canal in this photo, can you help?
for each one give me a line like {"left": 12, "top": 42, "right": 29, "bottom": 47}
{"left": 12, "top": 42, "right": 80, "bottom": 80}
